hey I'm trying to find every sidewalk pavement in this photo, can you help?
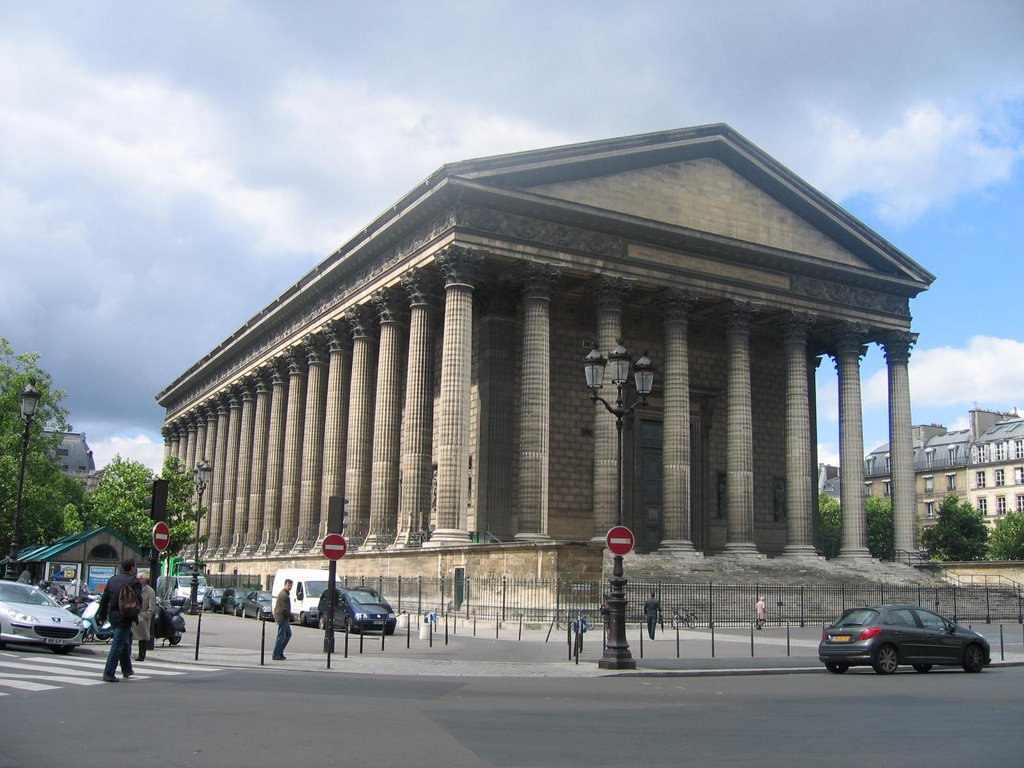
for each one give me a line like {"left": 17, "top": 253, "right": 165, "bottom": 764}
{"left": 117, "top": 615, "right": 1024, "bottom": 678}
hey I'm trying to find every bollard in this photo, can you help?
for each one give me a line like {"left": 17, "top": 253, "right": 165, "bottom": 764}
{"left": 381, "top": 621, "right": 386, "bottom": 651}
{"left": 787, "top": 624, "right": 791, "bottom": 657}
{"left": 406, "top": 612, "right": 411, "bottom": 649}
{"left": 445, "top": 613, "right": 449, "bottom": 646}
{"left": 750, "top": 622, "right": 755, "bottom": 658}
{"left": 359, "top": 626, "right": 364, "bottom": 654}
{"left": 519, "top": 614, "right": 523, "bottom": 642}
{"left": 711, "top": 621, "right": 716, "bottom": 658}
{"left": 676, "top": 620, "right": 680, "bottom": 659}
{"left": 260, "top": 615, "right": 266, "bottom": 666}
{"left": 1000, "top": 624, "right": 1004, "bottom": 661}
{"left": 194, "top": 608, "right": 202, "bottom": 661}
{"left": 638, "top": 622, "right": 644, "bottom": 659}
{"left": 473, "top": 615, "right": 477, "bottom": 637}
{"left": 344, "top": 622, "right": 349, "bottom": 658}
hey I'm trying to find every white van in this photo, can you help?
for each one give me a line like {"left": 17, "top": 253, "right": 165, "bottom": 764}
{"left": 270, "top": 568, "right": 340, "bottom": 627}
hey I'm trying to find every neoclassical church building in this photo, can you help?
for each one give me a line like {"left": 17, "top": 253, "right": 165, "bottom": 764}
{"left": 157, "top": 125, "right": 934, "bottom": 583}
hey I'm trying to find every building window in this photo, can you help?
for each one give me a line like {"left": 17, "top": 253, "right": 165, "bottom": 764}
{"left": 996, "top": 442, "right": 1007, "bottom": 461}
{"left": 924, "top": 475, "right": 934, "bottom": 493}
{"left": 1017, "top": 495, "right": 1024, "bottom": 514}
{"left": 947, "top": 474, "right": 957, "bottom": 491}
{"left": 925, "top": 501, "right": 935, "bottom": 518}
{"left": 1016, "top": 440, "right": 1024, "bottom": 460}
{"left": 996, "top": 497, "right": 1007, "bottom": 515}
{"left": 976, "top": 445, "right": 988, "bottom": 463}
{"left": 978, "top": 497, "right": 988, "bottom": 515}
{"left": 976, "top": 471, "right": 986, "bottom": 489}
{"left": 995, "top": 469, "right": 1005, "bottom": 487}
{"left": 948, "top": 446, "right": 958, "bottom": 465}
{"left": 1015, "top": 467, "right": 1024, "bottom": 485}
{"left": 885, "top": 455, "right": 891, "bottom": 474}
{"left": 883, "top": 480, "right": 891, "bottom": 497}
{"left": 925, "top": 449, "right": 934, "bottom": 468}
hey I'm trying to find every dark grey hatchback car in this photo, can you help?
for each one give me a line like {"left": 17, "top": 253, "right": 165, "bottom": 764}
{"left": 819, "top": 604, "right": 990, "bottom": 675}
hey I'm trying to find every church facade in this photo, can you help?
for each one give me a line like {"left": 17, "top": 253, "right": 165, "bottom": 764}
{"left": 156, "top": 125, "right": 933, "bottom": 583}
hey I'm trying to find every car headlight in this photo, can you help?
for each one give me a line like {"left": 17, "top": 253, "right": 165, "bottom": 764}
{"left": 388, "top": 613, "right": 396, "bottom": 619}
{"left": 355, "top": 612, "right": 367, "bottom": 620}
{"left": 10, "top": 611, "right": 36, "bottom": 623}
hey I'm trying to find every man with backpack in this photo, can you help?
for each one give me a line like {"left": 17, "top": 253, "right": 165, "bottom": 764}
{"left": 97, "top": 558, "right": 142, "bottom": 682}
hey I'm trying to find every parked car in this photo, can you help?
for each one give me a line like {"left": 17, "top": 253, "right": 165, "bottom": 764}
{"left": 0, "top": 581, "right": 84, "bottom": 654}
{"left": 218, "top": 587, "right": 243, "bottom": 615}
{"left": 237, "top": 591, "right": 274, "bottom": 620}
{"left": 202, "top": 587, "right": 225, "bottom": 612}
{"left": 316, "top": 587, "right": 396, "bottom": 635}
{"left": 818, "top": 604, "right": 991, "bottom": 674}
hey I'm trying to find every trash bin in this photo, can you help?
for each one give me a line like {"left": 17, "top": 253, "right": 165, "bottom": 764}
{"left": 396, "top": 612, "right": 409, "bottom": 631}
{"left": 419, "top": 613, "right": 431, "bottom": 640}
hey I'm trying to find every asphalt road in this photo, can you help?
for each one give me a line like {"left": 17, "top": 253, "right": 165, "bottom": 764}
{"left": 2, "top": 648, "right": 1022, "bottom": 768}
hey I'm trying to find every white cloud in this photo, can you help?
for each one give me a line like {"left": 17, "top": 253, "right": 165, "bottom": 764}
{"left": 863, "top": 336, "right": 1024, "bottom": 409}
{"left": 89, "top": 433, "right": 165, "bottom": 475}
{"left": 804, "top": 102, "right": 1022, "bottom": 225}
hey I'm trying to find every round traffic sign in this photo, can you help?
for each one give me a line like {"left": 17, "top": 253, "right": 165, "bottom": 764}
{"left": 605, "top": 525, "right": 635, "bottom": 556}
{"left": 151, "top": 521, "right": 171, "bottom": 552}
{"left": 322, "top": 532, "right": 348, "bottom": 560}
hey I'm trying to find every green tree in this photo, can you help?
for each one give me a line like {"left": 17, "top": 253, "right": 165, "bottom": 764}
{"left": 866, "top": 496, "right": 894, "bottom": 560}
{"left": 818, "top": 492, "right": 841, "bottom": 559}
{"left": 84, "top": 455, "right": 202, "bottom": 554}
{"left": 1, "top": 337, "right": 78, "bottom": 554}
{"left": 987, "top": 511, "right": 1024, "bottom": 561}
{"left": 921, "top": 494, "right": 989, "bottom": 561}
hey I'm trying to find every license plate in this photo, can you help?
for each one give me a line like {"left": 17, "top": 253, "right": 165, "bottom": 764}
{"left": 831, "top": 635, "right": 851, "bottom": 643}
{"left": 44, "top": 637, "right": 71, "bottom": 645}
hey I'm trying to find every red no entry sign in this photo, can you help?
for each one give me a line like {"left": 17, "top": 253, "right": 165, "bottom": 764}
{"left": 605, "top": 525, "right": 635, "bottom": 556}
{"left": 151, "top": 521, "right": 171, "bottom": 552}
{"left": 322, "top": 532, "right": 348, "bottom": 560}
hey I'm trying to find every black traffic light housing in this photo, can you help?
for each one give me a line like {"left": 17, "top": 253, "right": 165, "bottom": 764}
{"left": 327, "top": 496, "right": 348, "bottom": 534}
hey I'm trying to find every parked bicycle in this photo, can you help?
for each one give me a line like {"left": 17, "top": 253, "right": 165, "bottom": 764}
{"left": 670, "top": 607, "right": 698, "bottom": 629}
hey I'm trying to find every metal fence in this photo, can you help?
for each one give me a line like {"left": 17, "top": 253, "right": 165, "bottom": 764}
{"left": 227, "top": 574, "right": 1022, "bottom": 628}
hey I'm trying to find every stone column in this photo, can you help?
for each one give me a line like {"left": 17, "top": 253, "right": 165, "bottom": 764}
{"left": 365, "top": 290, "right": 405, "bottom": 549}
{"left": 426, "top": 245, "right": 480, "bottom": 547}
{"left": 318, "top": 320, "right": 351, "bottom": 543}
{"left": 781, "top": 312, "right": 818, "bottom": 558}
{"left": 396, "top": 270, "right": 436, "bottom": 548}
{"left": 835, "top": 324, "right": 871, "bottom": 560}
{"left": 215, "top": 387, "right": 242, "bottom": 557}
{"left": 185, "top": 414, "right": 200, "bottom": 472}
{"left": 884, "top": 331, "right": 918, "bottom": 554}
{"left": 516, "top": 266, "right": 558, "bottom": 541}
{"left": 162, "top": 427, "right": 175, "bottom": 466}
{"left": 247, "top": 369, "right": 271, "bottom": 553}
{"left": 293, "top": 336, "right": 328, "bottom": 554}
{"left": 230, "top": 376, "right": 257, "bottom": 556}
{"left": 260, "top": 359, "right": 288, "bottom": 553}
{"left": 208, "top": 399, "right": 230, "bottom": 555}
{"left": 345, "top": 307, "right": 378, "bottom": 544}
{"left": 274, "top": 346, "right": 307, "bottom": 555}
{"left": 200, "top": 406, "right": 218, "bottom": 556}
{"left": 658, "top": 289, "right": 698, "bottom": 555}
{"left": 591, "top": 276, "right": 630, "bottom": 542}
{"left": 723, "top": 301, "right": 759, "bottom": 555}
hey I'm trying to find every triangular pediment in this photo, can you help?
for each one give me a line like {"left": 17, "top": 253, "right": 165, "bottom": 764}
{"left": 524, "top": 157, "right": 869, "bottom": 269}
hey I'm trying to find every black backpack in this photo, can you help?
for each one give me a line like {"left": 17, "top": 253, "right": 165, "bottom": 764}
{"left": 118, "top": 582, "right": 141, "bottom": 621}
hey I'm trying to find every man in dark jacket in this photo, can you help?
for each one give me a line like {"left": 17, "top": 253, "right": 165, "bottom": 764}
{"left": 272, "top": 579, "right": 293, "bottom": 660}
{"left": 98, "top": 558, "right": 142, "bottom": 682}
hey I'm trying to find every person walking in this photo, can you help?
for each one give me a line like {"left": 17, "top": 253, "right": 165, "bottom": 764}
{"left": 272, "top": 578, "right": 293, "bottom": 660}
{"left": 97, "top": 559, "right": 142, "bottom": 682}
{"left": 755, "top": 597, "right": 767, "bottom": 630}
{"left": 643, "top": 591, "right": 662, "bottom": 640}
{"left": 133, "top": 572, "right": 156, "bottom": 661}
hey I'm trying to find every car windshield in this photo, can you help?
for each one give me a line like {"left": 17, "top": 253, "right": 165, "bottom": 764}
{"left": 0, "top": 583, "right": 59, "bottom": 606}
{"left": 347, "top": 589, "right": 385, "bottom": 606}
{"left": 831, "top": 609, "right": 878, "bottom": 628}
{"left": 257, "top": 593, "right": 272, "bottom": 602}
{"left": 305, "top": 581, "right": 331, "bottom": 598}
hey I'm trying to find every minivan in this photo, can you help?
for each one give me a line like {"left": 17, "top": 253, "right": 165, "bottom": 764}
{"left": 317, "top": 586, "right": 397, "bottom": 635}
{"left": 269, "top": 568, "right": 341, "bottom": 627}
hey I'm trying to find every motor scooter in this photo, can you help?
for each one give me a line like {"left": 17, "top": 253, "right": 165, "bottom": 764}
{"left": 80, "top": 599, "right": 114, "bottom": 643}
{"left": 152, "top": 598, "right": 186, "bottom": 646}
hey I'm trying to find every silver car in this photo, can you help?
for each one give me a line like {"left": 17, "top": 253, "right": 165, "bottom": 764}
{"left": 0, "top": 581, "right": 84, "bottom": 654}
{"left": 819, "top": 604, "right": 990, "bottom": 675}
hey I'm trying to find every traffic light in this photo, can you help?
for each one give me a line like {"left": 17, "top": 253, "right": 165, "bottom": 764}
{"left": 327, "top": 496, "right": 348, "bottom": 534}
{"left": 149, "top": 478, "right": 169, "bottom": 523}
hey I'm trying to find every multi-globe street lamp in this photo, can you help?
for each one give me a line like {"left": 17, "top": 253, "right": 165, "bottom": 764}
{"left": 4, "top": 380, "right": 42, "bottom": 581}
{"left": 584, "top": 342, "right": 654, "bottom": 670}
{"left": 190, "top": 458, "right": 212, "bottom": 614}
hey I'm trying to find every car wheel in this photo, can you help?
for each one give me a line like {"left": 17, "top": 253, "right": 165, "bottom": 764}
{"left": 170, "top": 632, "right": 182, "bottom": 646}
{"left": 824, "top": 662, "right": 848, "bottom": 674}
{"left": 51, "top": 645, "right": 75, "bottom": 655}
{"left": 912, "top": 664, "right": 932, "bottom": 673}
{"left": 962, "top": 643, "right": 986, "bottom": 673}
{"left": 871, "top": 643, "right": 899, "bottom": 675}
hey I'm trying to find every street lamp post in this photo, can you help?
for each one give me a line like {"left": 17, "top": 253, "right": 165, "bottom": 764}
{"left": 190, "top": 459, "right": 212, "bottom": 614}
{"left": 584, "top": 342, "right": 654, "bottom": 670}
{"left": 5, "top": 380, "right": 42, "bottom": 581}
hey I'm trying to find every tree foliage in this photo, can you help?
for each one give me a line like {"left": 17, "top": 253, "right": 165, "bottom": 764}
{"left": 84, "top": 455, "right": 202, "bottom": 554}
{"left": 921, "top": 494, "right": 989, "bottom": 561}
{"left": 818, "top": 492, "right": 841, "bottom": 559}
{"left": 866, "top": 496, "right": 894, "bottom": 560}
{"left": 1, "top": 337, "right": 80, "bottom": 553}
{"left": 987, "top": 511, "right": 1024, "bottom": 561}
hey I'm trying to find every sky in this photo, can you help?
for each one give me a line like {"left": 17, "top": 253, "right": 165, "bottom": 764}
{"left": 1, "top": 1, "right": 1022, "bottom": 475}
